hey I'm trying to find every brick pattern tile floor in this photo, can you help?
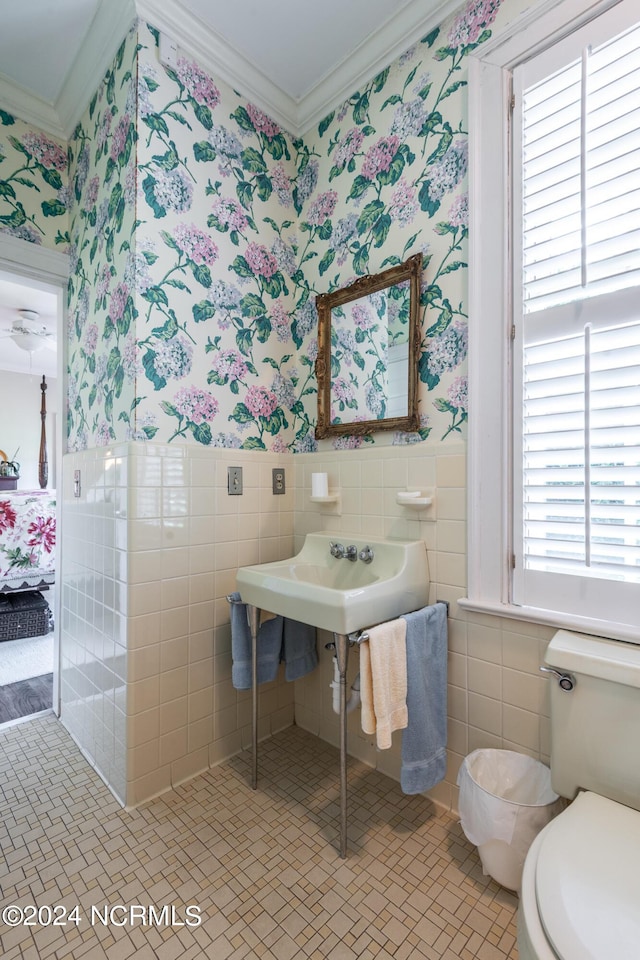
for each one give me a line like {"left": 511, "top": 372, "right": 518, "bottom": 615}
{"left": 0, "top": 717, "right": 518, "bottom": 959}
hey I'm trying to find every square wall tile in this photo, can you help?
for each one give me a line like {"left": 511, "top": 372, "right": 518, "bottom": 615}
{"left": 469, "top": 692, "right": 502, "bottom": 736}
{"left": 468, "top": 623, "right": 502, "bottom": 664}
{"left": 468, "top": 656, "right": 501, "bottom": 699}
{"left": 436, "top": 454, "right": 466, "bottom": 487}
{"left": 503, "top": 668, "right": 544, "bottom": 714}
{"left": 503, "top": 704, "right": 540, "bottom": 752}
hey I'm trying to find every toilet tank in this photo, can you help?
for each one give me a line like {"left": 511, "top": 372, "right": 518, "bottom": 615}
{"left": 546, "top": 630, "right": 640, "bottom": 811}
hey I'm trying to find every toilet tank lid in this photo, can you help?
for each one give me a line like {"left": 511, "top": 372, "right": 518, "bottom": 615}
{"left": 546, "top": 630, "right": 640, "bottom": 688}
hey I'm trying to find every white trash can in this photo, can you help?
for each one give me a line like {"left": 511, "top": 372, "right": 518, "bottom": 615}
{"left": 457, "top": 749, "right": 564, "bottom": 892}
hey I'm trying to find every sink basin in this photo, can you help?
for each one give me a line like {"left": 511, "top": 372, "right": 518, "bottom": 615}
{"left": 236, "top": 532, "right": 430, "bottom": 634}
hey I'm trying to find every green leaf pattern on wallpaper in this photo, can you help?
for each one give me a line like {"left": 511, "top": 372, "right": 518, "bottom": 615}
{"left": 66, "top": 27, "right": 139, "bottom": 451}
{"left": 306, "top": 0, "right": 504, "bottom": 446}
{"left": 135, "top": 22, "right": 319, "bottom": 451}
{"left": 133, "top": 0, "right": 502, "bottom": 450}
{"left": 60, "top": 0, "right": 502, "bottom": 451}
{"left": 0, "top": 111, "right": 70, "bottom": 248}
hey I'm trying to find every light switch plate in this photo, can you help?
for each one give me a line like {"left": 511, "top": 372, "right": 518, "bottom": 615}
{"left": 228, "top": 466, "right": 243, "bottom": 495}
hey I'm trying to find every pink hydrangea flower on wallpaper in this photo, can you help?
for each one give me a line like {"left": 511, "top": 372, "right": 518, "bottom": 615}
{"left": 174, "top": 223, "right": 219, "bottom": 266}
{"left": 21, "top": 132, "right": 67, "bottom": 171}
{"left": 361, "top": 136, "right": 401, "bottom": 180}
{"left": 0, "top": 118, "right": 69, "bottom": 245}
{"left": 244, "top": 243, "right": 280, "bottom": 279}
{"left": 50, "top": 0, "right": 507, "bottom": 450}
{"left": 174, "top": 385, "right": 219, "bottom": 424}
{"left": 245, "top": 103, "right": 281, "bottom": 140}
{"left": 306, "top": 190, "right": 338, "bottom": 226}
{"left": 448, "top": 0, "right": 502, "bottom": 47}
{"left": 176, "top": 58, "right": 220, "bottom": 109}
{"left": 244, "top": 386, "right": 279, "bottom": 419}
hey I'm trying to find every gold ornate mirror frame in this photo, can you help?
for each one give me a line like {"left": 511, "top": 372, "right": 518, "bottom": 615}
{"left": 315, "top": 252, "right": 422, "bottom": 439}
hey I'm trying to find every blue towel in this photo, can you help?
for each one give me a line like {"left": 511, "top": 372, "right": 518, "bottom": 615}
{"left": 283, "top": 617, "right": 318, "bottom": 681}
{"left": 230, "top": 593, "right": 284, "bottom": 690}
{"left": 400, "top": 603, "right": 448, "bottom": 795}
{"left": 229, "top": 593, "right": 317, "bottom": 690}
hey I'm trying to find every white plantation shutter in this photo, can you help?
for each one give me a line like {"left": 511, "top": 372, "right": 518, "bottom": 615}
{"left": 521, "top": 20, "right": 640, "bottom": 313}
{"left": 522, "top": 318, "right": 640, "bottom": 578}
{"left": 512, "top": 2, "right": 640, "bottom": 623}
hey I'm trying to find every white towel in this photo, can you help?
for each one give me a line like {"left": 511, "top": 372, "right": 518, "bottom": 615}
{"left": 360, "top": 618, "right": 408, "bottom": 749}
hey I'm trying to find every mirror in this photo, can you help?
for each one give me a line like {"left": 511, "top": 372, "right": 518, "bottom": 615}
{"left": 315, "top": 253, "right": 422, "bottom": 439}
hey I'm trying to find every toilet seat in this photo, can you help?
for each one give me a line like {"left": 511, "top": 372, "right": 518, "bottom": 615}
{"left": 534, "top": 791, "right": 640, "bottom": 960}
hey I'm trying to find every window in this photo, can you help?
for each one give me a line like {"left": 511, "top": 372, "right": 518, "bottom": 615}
{"left": 466, "top": 0, "right": 640, "bottom": 639}
{"left": 513, "top": 8, "right": 640, "bottom": 622}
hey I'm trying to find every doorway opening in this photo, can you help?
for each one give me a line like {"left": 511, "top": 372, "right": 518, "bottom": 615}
{"left": 0, "top": 262, "right": 64, "bottom": 726}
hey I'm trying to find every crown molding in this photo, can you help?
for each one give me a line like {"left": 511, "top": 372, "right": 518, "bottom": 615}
{"left": 56, "top": 0, "right": 137, "bottom": 139}
{"left": 0, "top": 76, "right": 61, "bottom": 139}
{"left": 1, "top": 0, "right": 462, "bottom": 141}
{"left": 136, "top": 0, "right": 462, "bottom": 137}
{"left": 135, "top": 0, "right": 299, "bottom": 134}
{"left": 0, "top": 0, "right": 135, "bottom": 140}
{"left": 300, "top": 0, "right": 461, "bottom": 135}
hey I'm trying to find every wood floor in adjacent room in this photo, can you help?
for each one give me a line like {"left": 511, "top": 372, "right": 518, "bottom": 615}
{"left": 0, "top": 673, "right": 52, "bottom": 724}
{"left": 0, "top": 717, "right": 518, "bottom": 960}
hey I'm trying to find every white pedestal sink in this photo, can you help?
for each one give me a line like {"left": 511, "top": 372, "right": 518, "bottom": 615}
{"left": 234, "top": 531, "right": 431, "bottom": 858}
{"left": 236, "top": 531, "right": 430, "bottom": 635}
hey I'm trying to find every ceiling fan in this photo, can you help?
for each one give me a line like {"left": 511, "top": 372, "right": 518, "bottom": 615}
{"left": 1, "top": 309, "right": 56, "bottom": 353}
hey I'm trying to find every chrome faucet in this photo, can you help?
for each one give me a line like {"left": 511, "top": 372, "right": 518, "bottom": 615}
{"left": 358, "top": 545, "right": 374, "bottom": 563}
{"left": 330, "top": 542, "right": 359, "bottom": 561}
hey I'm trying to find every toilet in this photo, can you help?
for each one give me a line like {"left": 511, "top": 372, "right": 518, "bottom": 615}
{"left": 517, "top": 629, "right": 640, "bottom": 959}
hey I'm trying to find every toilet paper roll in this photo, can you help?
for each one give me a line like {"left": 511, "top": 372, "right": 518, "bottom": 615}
{"left": 311, "top": 472, "right": 329, "bottom": 497}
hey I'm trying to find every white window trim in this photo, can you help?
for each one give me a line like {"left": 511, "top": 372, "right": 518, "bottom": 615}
{"left": 461, "top": 0, "right": 640, "bottom": 643}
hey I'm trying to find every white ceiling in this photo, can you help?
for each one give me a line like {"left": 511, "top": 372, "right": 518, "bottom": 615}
{"left": 0, "top": 276, "right": 58, "bottom": 378}
{"left": 180, "top": 0, "right": 417, "bottom": 102}
{"left": 0, "top": 0, "right": 460, "bottom": 138}
{"left": 0, "top": 0, "right": 103, "bottom": 105}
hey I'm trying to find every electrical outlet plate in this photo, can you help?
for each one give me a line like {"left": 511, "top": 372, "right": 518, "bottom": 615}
{"left": 228, "top": 466, "right": 243, "bottom": 495}
{"left": 272, "top": 468, "right": 285, "bottom": 495}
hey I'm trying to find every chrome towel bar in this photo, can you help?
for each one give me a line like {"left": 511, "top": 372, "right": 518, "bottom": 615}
{"left": 349, "top": 600, "right": 449, "bottom": 646}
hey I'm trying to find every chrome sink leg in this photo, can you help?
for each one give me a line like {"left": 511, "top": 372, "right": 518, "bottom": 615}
{"left": 334, "top": 631, "right": 350, "bottom": 858}
{"left": 247, "top": 604, "right": 260, "bottom": 790}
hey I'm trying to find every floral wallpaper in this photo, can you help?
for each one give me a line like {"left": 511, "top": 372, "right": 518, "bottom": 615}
{"left": 66, "top": 26, "right": 138, "bottom": 450}
{"left": 0, "top": 111, "right": 69, "bottom": 249}
{"left": 6, "top": 0, "right": 507, "bottom": 452}
{"left": 132, "top": 22, "right": 314, "bottom": 450}
{"left": 297, "top": 0, "right": 505, "bottom": 447}
{"left": 130, "top": 0, "right": 503, "bottom": 452}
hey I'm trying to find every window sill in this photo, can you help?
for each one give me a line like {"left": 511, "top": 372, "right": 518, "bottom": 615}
{"left": 457, "top": 598, "right": 640, "bottom": 645}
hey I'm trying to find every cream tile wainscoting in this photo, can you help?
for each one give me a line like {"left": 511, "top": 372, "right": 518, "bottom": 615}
{"left": 60, "top": 438, "right": 554, "bottom": 818}
{"left": 292, "top": 442, "right": 556, "bottom": 815}
{"left": 60, "top": 443, "right": 297, "bottom": 807}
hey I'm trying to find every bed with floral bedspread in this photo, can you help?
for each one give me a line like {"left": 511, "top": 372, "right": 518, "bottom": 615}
{"left": 0, "top": 491, "right": 56, "bottom": 592}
